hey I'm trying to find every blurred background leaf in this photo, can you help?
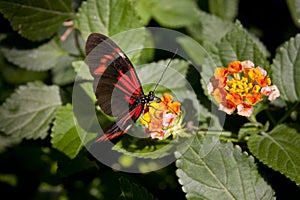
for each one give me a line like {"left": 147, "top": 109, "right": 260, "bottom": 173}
{"left": 1, "top": 37, "right": 68, "bottom": 71}
{"left": 0, "top": 0, "right": 74, "bottom": 41}
{"left": 118, "top": 177, "right": 157, "bottom": 200}
{"left": 286, "top": 0, "right": 300, "bottom": 28}
{"left": 208, "top": 0, "right": 239, "bottom": 21}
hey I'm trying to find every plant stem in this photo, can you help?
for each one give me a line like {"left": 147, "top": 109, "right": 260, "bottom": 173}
{"left": 265, "top": 110, "right": 276, "bottom": 126}
{"left": 74, "top": 29, "right": 85, "bottom": 59}
{"left": 248, "top": 114, "right": 257, "bottom": 123}
{"left": 277, "top": 102, "right": 299, "bottom": 124}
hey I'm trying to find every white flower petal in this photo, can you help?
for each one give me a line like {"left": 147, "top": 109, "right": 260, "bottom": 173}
{"left": 268, "top": 85, "right": 280, "bottom": 101}
{"left": 241, "top": 60, "right": 254, "bottom": 69}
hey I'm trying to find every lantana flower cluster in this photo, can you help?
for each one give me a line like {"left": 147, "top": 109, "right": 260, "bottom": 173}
{"left": 140, "top": 93, "right": 184, "bottom": 140}
{"left": 207, "top": 60, "right": 280, "bottom": 117}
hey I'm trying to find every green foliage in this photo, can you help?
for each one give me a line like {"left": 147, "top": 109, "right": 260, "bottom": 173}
{"left": 248, "top": 124, "right": 300, "bottom": 186}
{"left": 180, "top": 21, "right": 269, "bottom": 95}
{"left": 176, "top": 134, "right": 274, "bottom": 200}
{"left": 0, "top": 81, "right": 61, "bottom": 139}
{"left": 286, "top": 0, "right": 300, "bottom": 28}
{"left": 75, "top": 0, "right": 143, "bottom": 41}
{"left": 208, "top": 0, "right": 239, "bottom": 21}
{"left": 136, "top": 0, "right": 199, "bottom": 28}
{"left": 51, "top": 104, "right": 97, "bottom": 159}
{"left": 272, "top": 34, "right": 300, "bottom": 102}
{"left": 0, "top": 0, "right": 74, "bottom": 41}
{"left": 0, "top": 0, "right": 300, "bottom": 199}
{"left": 110, "top": 28, "right": 149, "bottom": 64}
{"left": 185, "top": 10, "right": 234, "bottom": 47}
{"left": 1, "top": 37, "right": 68, "bottom": 71}
{"left": 211, "top": 21, "right": 269, "bottom": 68}
{"left": 119, "top": 177, "right": 157, "bottom": 200}
{"left": 113, "top": 135, "right": 178, "bottom": 159}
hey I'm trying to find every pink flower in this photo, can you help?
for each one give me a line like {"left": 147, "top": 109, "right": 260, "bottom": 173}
{"left": 237, "top": 103, "right": 254, "bottom": 117}
{"left": 219, "top": 102, "right": 236, "bottom": 115}
{"left": 268, "top": 85, "right": 280, "bottom": 101}
{"left": 149, "top": 131, "right": 164, "bottom": 140}
{"left": 261, "top": 85, "right": 280, "bottom": 101}
{"left": 241, "top": 60, "right": 254, "bottom": 69}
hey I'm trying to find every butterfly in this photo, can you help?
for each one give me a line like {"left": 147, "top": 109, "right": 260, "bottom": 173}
{"left": 85, "top": 33, "right": 156, "bottom": 141}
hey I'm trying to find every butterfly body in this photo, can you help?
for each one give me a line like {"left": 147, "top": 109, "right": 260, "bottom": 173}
{"left": 85, "top": 33, "right": 154, "bottom": 140}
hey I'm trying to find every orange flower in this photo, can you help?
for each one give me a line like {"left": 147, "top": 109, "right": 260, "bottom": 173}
{"left": 207, "top": 60, "right": 280, "bottom": 117}
{"left": 214, "top": 68, "right": 228, "bottom": 86}
{"left": 228, "top": 61, "right": 242, "bottom": 73}
{"left": 213, "top": 87, "right": 227, "bottom": 103}
{"left": 245, "top": 93, "right": 262, "bottom": 105}
{"left": 226, "top": 92, "right": 243, "bottom": 105}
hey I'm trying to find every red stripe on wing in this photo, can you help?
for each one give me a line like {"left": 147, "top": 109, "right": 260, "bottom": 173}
{"left": 94, "top": 64, "right": 106, "bottom": 75}
{"left": 96, "top": 104, "right": 144, "bottom": 141}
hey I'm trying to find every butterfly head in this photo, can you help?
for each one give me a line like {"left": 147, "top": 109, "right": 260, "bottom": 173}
{"left": 140, "top": 91, "right": 155, "bottom": 104}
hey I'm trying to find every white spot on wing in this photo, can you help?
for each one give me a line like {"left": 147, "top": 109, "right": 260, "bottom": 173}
{"left": 118, "top": 52, "right": 126, "bottom": 58}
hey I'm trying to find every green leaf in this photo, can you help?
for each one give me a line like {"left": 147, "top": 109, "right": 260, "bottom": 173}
{"left": 75, "top": 0, "right": 143, "bottom": 41}
{"left": 119, "top": 177, "right": 157, "bottom": 200}
{"left": 0, "top": 81, "right": 61, "bottom": 139}
{"left": 133, "top": 0, "right": 156, "bottom": 25}
{"left": 1, "top": 65, "right": 48, "bottom": 84}
{"left": 72, "top": 61, "right": 95, "bottom": 100}
{"left": 113, "top": 135, "right": 179, "bottom": 159}
{"left": 212, "top": 21, "right": 269, "bottom": 68}
{"left": 0, "top": 0, "right": 74, "bottom": 41}
{"left": 151, "top": 0, "right": 199, "bottom": 28}
{"left": 134, "top": 0, "right": 200, "bottom": 27}
{"left": 72, "top": 60, "right": 93, "bottom": 81}
{"left": 51, "top": 56, "right": 77, "bottom": 85}
{"left": 286, "top": 0, "right": 300, "bottom": 28}
{"left": 202, "top": 22, "right": 269, "bottom": 93}
{"left": 51, "top": 104, "right": 97, "bottom": 159}
{"left": 110, "top": 28, "right": 147, "bottom": 64}
{"left": 177, "top": 36, "right": 209, "bottom": 68}
{"left": 208, "top": 0, "right": 239, "bottom": 21}
{"left": 56, "top": 153, "right": 96, "bottom": 177}
{"left": 137, "top": 59, "right": 189, "bottom": 93}
{"left": 272, "top": 34, "right": 300, "bottom": 102}
{"left": 186, "top": 10, "right": 233, "bottom": 47}
{"left": 1, "top": 37, "right": 68, "bottom": 71}
{"left": 248, "top": 124, "right": 300, "bottom": 186}
{"left": 175, "top": 135, "right": 274, "bottom": 200}
{"left": 135, "top": 29, "right": 155, "bottom": 64}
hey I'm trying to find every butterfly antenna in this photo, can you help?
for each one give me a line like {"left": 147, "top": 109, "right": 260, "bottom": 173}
{"left": 153, "top": 48, "right": 179, "bottom": 92}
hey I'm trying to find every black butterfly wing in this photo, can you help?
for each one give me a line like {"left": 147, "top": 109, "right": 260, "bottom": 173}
{"left": 86, "top": 33, "right": 145, "bottom": 140}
